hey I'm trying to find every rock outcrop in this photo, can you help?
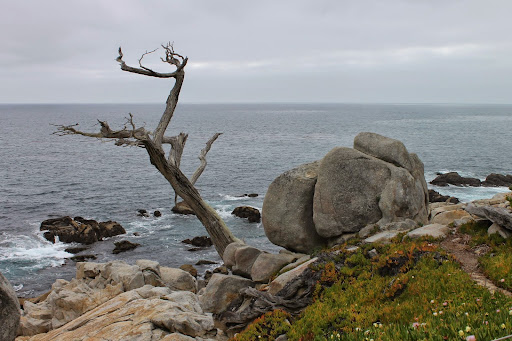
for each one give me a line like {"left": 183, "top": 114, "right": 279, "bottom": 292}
{"left": 18, "top": 260, "right": 198, "bottom": 337}
{"left": 263, "top": 133, "right": 428, "bottom": 252}
{"left": 231, "top": 206, "right": 261, "bottom": 223}
{"left": 430, "top": 172, "right": 512, "bottom": 187}
{"left": 19, "top": 287, "right": 218, "bottom": 340}
{"left": 466, "top": 204, "right": 512, "bottom": 231}
{"left": 1, "top": 271, "right": 20, "bottom": 341}
{"left": 40, "top": 216, "right": 125, "bottom": 244}
{"left": 112, "top": 240, "right": 140, "bottom": 254}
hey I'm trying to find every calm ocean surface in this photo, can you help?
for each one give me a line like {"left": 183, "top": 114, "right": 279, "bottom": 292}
{"left": 1, "top": 103, "right": 511, "bottom": 296}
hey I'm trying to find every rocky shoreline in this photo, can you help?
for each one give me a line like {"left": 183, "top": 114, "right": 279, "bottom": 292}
{"left": 5, "top": 189, "right": 510, "bottom": 340}
{"left": 2, "top": 133, "right": 512, "bottom": 340}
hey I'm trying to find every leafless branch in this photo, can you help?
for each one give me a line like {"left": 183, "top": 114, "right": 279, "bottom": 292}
{"left": 190, "top": 133, "right": 223, "bottom": 185}
{"left": 138, "top": 48, "right": 159, "bottom": 73}
{"left": 116, "top": 45, "right": 188, "bottom": 79}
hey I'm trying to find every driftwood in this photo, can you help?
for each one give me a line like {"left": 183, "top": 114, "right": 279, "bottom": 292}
{"left": 54, "top": 43, "right": 239, "bottom": 258}
{"left": 217, "top": 266, "right": 320, "bottom": 333}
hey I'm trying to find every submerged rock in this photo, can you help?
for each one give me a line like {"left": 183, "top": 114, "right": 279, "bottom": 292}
{"left": 181, "top": 236, "right": 212, "bottom": 247}
{"left": 112, "top": 240, "right": 140, "bottom": 254}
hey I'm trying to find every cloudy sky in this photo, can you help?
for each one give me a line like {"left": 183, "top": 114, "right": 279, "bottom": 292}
{"left": 1, "top": 0, "right": 511, "bottom": 104}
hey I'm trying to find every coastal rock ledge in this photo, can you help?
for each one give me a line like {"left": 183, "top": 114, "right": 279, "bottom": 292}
{"left": 15, "top": 260, "right": 223, "bottom": 341}
{"left": 262, "top": 132, "right": 429, "bottom": 253}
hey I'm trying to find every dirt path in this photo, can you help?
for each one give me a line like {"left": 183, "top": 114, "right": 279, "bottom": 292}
{"left": 441, "top": 232, "right": 512, "bottom": 297}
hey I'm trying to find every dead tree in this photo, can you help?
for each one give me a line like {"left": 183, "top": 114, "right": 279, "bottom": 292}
{"left": 54, "top": 44, "right": 239, "bottom": 258}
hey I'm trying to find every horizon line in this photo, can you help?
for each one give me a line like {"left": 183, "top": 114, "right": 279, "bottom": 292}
{"left": 1, "top": 101, "right": 512, "bottom": 106}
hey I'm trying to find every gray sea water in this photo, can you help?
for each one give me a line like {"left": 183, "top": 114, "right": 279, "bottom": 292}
{"left": 1, "top": 103, "right": 511, "bottom": 297}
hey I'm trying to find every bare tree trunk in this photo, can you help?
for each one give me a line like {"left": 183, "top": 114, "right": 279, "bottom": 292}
{"left": 55, "top": 44, "right": 240, "bottom": 258}
{"left": 144, "top": 139, "right": 239, "bottom": 257}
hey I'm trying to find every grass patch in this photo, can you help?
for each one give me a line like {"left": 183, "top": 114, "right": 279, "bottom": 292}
{"left": 459, "top": 220, "right": 512, "bottom": 291}
{"left": 233, "top": 239, "right": 512, "bottom": 341}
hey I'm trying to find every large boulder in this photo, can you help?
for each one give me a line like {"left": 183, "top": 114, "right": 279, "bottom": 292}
{"left": 314, "top": 134, "right": 427, "bottom": 238}
{"left": 262, "top": 162, "right": 328, "bottom": 253}
{"left": 0, "top": 271, "right": 20, "bottom": 341}
{"left": 262, "top": 133, "right": 428, "bottom": 249}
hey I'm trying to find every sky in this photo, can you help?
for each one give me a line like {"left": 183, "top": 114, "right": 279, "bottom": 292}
{"left": 1, "top": 0, "right": 511, "bottom": 104}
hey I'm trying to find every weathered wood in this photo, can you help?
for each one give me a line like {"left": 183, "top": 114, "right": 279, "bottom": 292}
{"left": 55, "top": 43, "right": 240, "bottom": 259}
{"left": 217, "top": 266, "right": 320, "bottom": 332}
{"left": 143, "top": 138, "right": 239, "bottom": 257}
{"left": 191, "top": 133, "right": 222, "bottom": 185}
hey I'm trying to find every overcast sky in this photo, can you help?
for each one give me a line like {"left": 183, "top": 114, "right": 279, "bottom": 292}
{"left": 1, "top": 0, "right": 511, "bottom": 104}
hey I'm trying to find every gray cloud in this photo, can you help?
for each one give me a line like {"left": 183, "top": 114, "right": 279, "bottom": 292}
{"left": 1, "top": 0, "right": 511, "bottom": 103}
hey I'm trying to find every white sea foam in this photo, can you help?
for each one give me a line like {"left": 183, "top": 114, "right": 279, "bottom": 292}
{"left": 220, "top": 194, "right": 250, "bottom": 201}
{"left": 215, "top": 205, "right": 235, "bottom": 219}
{"left": 0, "top": 234, "right": 71, "bottom": 271}
{"left": 432, "top": 185, "right": 510, "bottom": 203}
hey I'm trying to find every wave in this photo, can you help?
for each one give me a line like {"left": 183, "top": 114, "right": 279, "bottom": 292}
{"left": 219, "top": 194, "right": 252, "bottom": 201}
{"left": 431, "top": 184, "right": 510, "bottom": 203}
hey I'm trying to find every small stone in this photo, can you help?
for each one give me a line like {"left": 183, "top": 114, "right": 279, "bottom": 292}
{"left": 368, "top": 248, "right": 379, "bottom": 258}
{"left": 154, "top": 210, "right": 162, "bottom": 217}
{"left": 137, "top": 209, "right": 149, "bottom": 217}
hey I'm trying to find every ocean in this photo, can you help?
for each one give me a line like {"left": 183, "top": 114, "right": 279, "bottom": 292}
{"left": 1, "top": 103, "right": 511, "bottom": 297}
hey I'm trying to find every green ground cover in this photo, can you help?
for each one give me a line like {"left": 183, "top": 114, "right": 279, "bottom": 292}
{"left": 233, "top": 236, "right": 512, "bottom": 341}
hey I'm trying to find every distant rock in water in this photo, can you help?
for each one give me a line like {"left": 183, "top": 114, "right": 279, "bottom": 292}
{"left": 70, "top": 254, "right": 97, "bottom": 262}
{"left": 181, "top": 236, "right": 213, "bottom": 247}
{"left": 430, "top": 172, "right": 481, "bottom": 187}
{"left": 40, "top": 216, "right": 126, "bottom": 244}
{"left": 137, "top": 209, "right": 149, "bottom": 217}
{"left": 430, "top": 172, "right": 512, "bottom": 187}
{"left": 483, "top": 173, "right": 512, "bottom": 187}
{"left": 0, "top": 271, "right": 20, "bottom": 341}
{"left": 112, "top": 240, "right": 140, "bottom": 254}
{"left": 428, "top": 189, "right": 459, "bottom": 204}
{"left": 153, "top": 210, "right": 162, "bottom": 217}
{"left": 232, "top": 206, "right": 261, "bottom": 223}
{"left": 64, "top": 247, "right": 88, "bottom": 254}
{"left": 238, "top": 193, "right": 259, "bottom": 198}
{"left": 171, "top": 201, "right": 196, "bottom": 215}
{"left": 263, "top": 132, "right": 429, "bottom": 253}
